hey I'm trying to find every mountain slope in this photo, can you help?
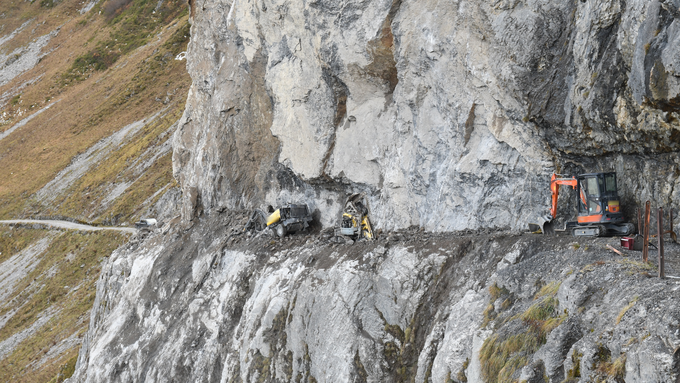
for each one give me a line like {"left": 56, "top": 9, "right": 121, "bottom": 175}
{"left": 0, "top": 0, "right": 190, "bottom": 224}
{"left": 0, "top": 0, "right": 190, "bottom": 381}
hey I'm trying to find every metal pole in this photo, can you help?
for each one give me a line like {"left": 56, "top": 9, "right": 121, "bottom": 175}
{"left": 643, "top": 201, "right": 651, "bottom": 262}
{"left": 658, "top": 207, "right": 665, "bottom": 279}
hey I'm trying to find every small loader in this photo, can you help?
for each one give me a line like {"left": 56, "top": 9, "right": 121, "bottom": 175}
{"left": 245, "top": 204, "right": 313, "bottom": 238}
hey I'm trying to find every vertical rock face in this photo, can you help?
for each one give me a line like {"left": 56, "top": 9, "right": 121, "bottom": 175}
{"left": 68, "top": 216, "right": 680, "bottom": 383}
{"left": 172, "top": 3, "right": 279, "bottom": 217}
{"left": 173, "top": 0, "right": 680, "bottom": 232}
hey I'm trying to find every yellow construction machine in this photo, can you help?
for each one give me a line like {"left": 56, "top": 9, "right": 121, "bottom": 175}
{"left": 245, "top": 204, "right": 313, "bottom": 238}
{"left": 337, "top": 193, "right": 374, "bottom": 241}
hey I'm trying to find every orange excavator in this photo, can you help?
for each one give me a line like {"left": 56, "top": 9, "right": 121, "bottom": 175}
{"left": 532, "top": 172, "right": 635, "bottom": 237}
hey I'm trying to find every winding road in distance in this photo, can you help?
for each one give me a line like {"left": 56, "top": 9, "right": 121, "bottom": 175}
{"left": 0, "top": 220, "right": 137, "bottom": 234}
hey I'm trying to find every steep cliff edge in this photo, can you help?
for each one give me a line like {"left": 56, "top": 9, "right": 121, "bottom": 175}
{"left": 173, "top": 0, "right": 680, "bottom": 232}
{"left": 69, "top": 213, "right": 680, "bottom": 382}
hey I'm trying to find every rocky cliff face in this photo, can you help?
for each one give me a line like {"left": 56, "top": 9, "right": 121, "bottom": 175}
{"left": 173, "top": 0, "right": 680, "bottom": 232}
{"left": 69, "top": 214, "right": 680, "bottom": 383}
{"left": 68, "top": 0, "right": 680, "bottom": 382}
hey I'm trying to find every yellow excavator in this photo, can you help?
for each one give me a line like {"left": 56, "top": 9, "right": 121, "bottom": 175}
{"left": 338, "top": 193, "right": 374, "bottom": 241}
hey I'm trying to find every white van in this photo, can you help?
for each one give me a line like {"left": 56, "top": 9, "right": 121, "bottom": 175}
{"left": 135, "top": 218, "right": 157, "bottom": 229}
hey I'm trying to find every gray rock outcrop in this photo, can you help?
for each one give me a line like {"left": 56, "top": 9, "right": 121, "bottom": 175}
{"left": 173, "top": 0, "right": 680, "bottom": 232}
{"left": 68, "top": 215, "right": 680, "bottom": 382}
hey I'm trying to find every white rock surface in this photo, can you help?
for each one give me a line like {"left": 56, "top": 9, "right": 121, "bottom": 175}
{"left": 173, "top": 0, "right": 680, "bottom": 233}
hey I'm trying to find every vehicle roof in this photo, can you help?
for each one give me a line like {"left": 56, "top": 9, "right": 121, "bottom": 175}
{"left": 577, "top": 172, "right": 616, "bottom": 177}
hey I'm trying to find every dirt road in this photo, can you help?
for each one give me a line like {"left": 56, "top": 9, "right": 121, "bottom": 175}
{"left": 0, "top": 220, "right": 137, "bottom": 234}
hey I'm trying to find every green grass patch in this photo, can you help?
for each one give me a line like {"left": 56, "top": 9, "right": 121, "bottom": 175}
{"left": 602, "top": 353, "right": 626, "bottom": 381}
{"left": 37, "top": 0, "right": 56, "bottom": 8}
{"left": 590, "top": 344, "right": 626, "bottom": 381}
{"left": 483, "top": 283, "right": 514, "bottom": 328}
{"left": 48, "top": 354, "right": 78, "bottom": 383}
{"left": 565, "top": 349, "right": 583, "bottom": 380}
{"left": 480, "top": 333, "right": 533, "bottom": 383}
{"left": 489, "top": 282, "right": 510, "bottom": 302}
{"left": 480, "top": 281, "right": 566, "bottom": 383}
{"left": 534, "top": 281, "right": 561, "bottom": 300}
{"left": 617, "top": 259, "right": 655, "bottom": 273}
{"left": 0, "top": 226, "right": 48, "bottom": 263}
{"left": 377, "top": 310, "right": 418, "bottom": 382}
{"left": 482, "top": 304, "right": 496, "bottom": 328}
{"left": 163, "top": 19, "right": 191, "bottom": 56}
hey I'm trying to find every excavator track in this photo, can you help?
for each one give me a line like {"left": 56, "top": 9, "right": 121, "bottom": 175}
{"left": 572, "top": 225, "right": 606, "bottom": 237}
{"left": 570, "top": 223, "right": 634, "bottom": 237}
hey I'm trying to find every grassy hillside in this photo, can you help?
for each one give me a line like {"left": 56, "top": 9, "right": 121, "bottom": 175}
{"left": 0, "top": 0, "right": 192, "bottom": 380}
{"left": 0, "top": 227, "right": 128, "bottom": 383}
{"left": 0, "top": 0, "right": 191, "bottom": 223}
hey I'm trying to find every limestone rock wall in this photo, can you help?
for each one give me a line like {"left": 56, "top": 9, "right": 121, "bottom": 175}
{"left": 173, "top": 0, "right": 680, "bottom": 232}
{"left": 68, "top": 216, "right": 680, "bottom": 383}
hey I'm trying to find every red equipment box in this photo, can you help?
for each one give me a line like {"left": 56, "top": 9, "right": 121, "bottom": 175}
{"left": 621, "top": 236, "right": 642, "bottom": 251}
{"left": 621, "top": 237, "right": 634, "bottom": 250}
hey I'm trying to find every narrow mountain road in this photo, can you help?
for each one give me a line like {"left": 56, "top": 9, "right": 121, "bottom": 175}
{"left": 0, "top": 220, "right": 137, "bottom": 234}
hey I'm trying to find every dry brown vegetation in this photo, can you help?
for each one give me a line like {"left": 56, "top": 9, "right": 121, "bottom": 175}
{"left": 480, "top": 281, "right": 565, "bottom": 383}
{"left": 0, "top": 227, "right": 128, "bottom": 382}
{"left": 0, "top": 0, "right": 191, "bottom": 222}
{"left": 0, "top": 0, "right": 191, "bottom": 380}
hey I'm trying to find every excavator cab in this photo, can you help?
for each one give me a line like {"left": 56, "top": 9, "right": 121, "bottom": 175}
{"left": 575, "top": 173, "right": 622, "bottom": 224}
{"left": 568, "top": 172, "right": 633, "bottom": 236}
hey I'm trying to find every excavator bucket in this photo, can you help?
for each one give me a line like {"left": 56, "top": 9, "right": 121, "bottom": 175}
{"left": 542, "top": 220, "right": 556, "bottom": 235}
{"left": 528, "top": 215, "right": 556, "bottom": 235}
{"left": 361, "top": 215, "right": 374, "bottom": 240}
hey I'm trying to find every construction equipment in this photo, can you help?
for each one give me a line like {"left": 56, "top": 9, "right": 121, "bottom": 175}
{"left": 244, "top": 204, "right": 313, "bottom": 238}
{"left": 530, "top": 172, "right": 634, "bottom": 237}
{"left": 337, "top": 193, "right": 374, "bottom": 241}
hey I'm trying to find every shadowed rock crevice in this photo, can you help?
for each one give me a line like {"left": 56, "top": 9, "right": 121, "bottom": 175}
{"left": 364, "top": 0, "right": 401, "bottom": 96}
{"left": 464, "top": 103, "right": 475, "bottom": 146}
{"left": 319, "top": 69, "right": 348, "bottom": 178}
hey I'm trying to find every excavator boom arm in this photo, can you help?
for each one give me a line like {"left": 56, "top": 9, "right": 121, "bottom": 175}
{"left": 550, "top": 173, "right": 577, "bottom": 219}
